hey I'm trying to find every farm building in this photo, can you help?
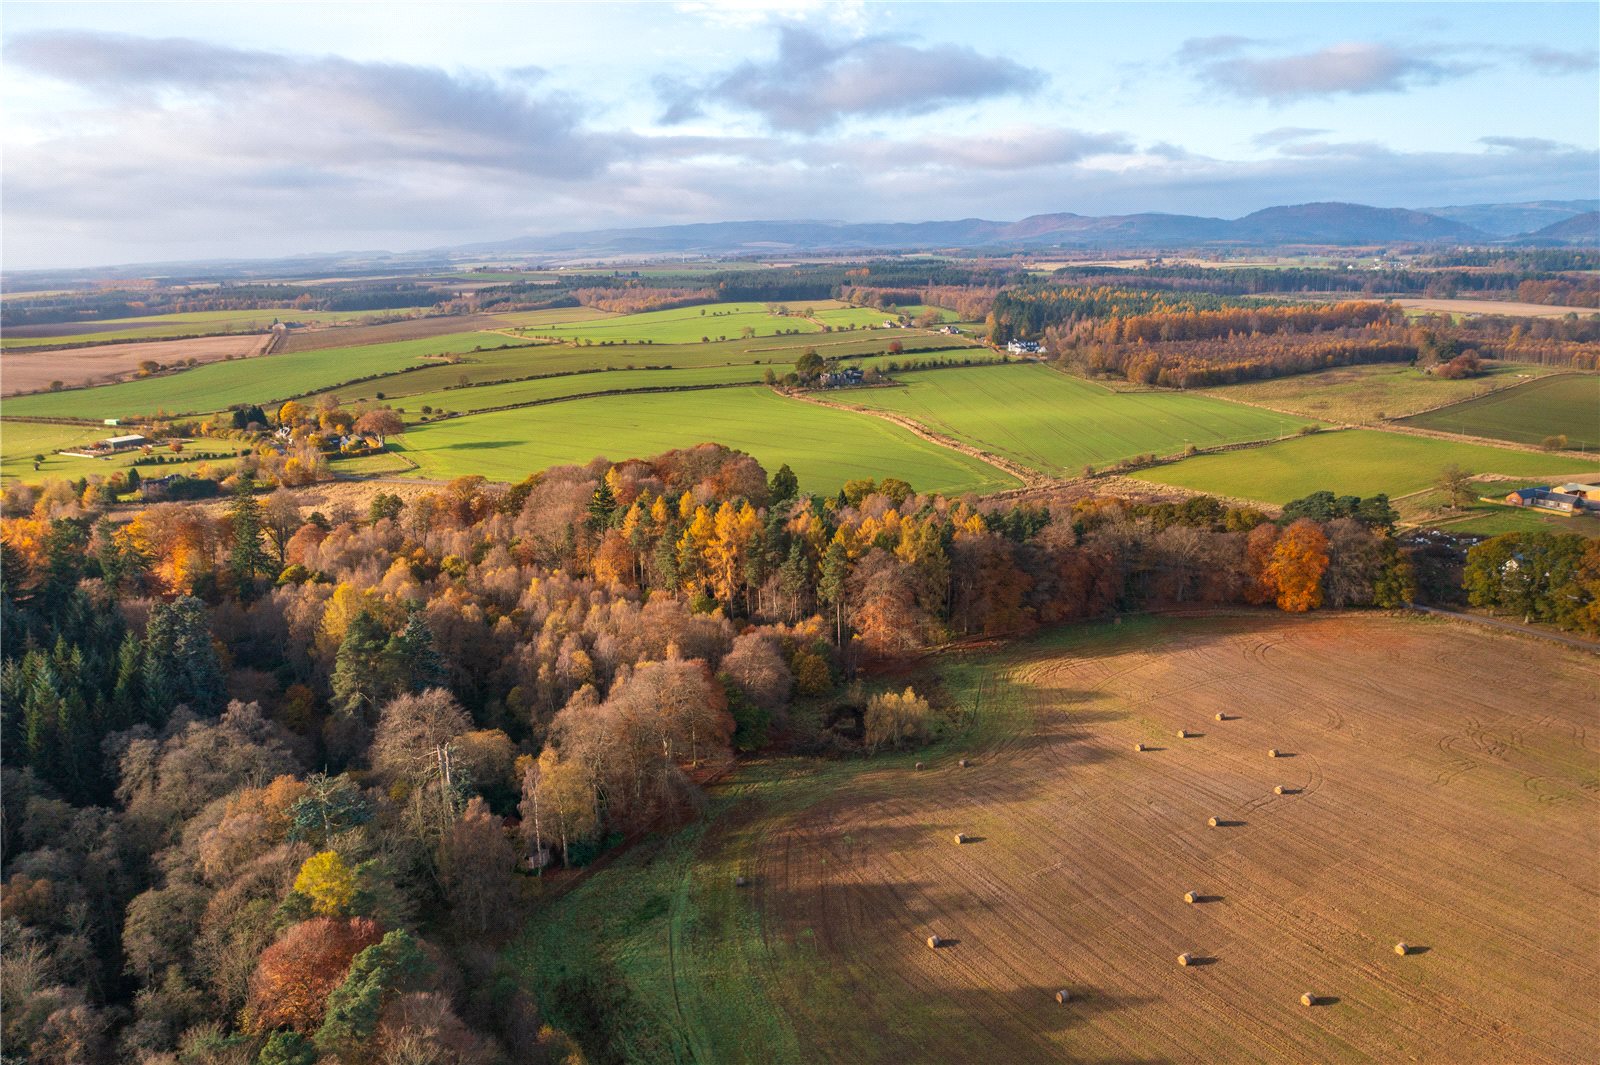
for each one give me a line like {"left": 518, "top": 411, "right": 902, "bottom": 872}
{"left": 1005, "top": 339, "right": 1042, "bottom": 355}
{"left": 100, "top": 434, "right": 148, "bottom": 452}
{"left": 820, "top": 367, "right": 865, "bottom": 389}
{"left": 1505, "top": 485, "right": 1600, "bottom": 514}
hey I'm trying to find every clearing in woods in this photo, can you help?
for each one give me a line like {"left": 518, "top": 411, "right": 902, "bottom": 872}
{"left": 832, "top": 363, "right": 1316, "bottom": 476}
{"left": 1399, "top": 374, "right": 1600, "bottom": 451}
{"left": 1138, "top": 428, "right": 1600, "bottom": 504}
{"left": 508, "top": 613, "right": 1600, "bottom": 1064}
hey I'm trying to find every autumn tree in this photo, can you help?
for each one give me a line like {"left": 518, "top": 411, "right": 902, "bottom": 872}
{"left": 1265, "top": 519, "right": 1329, "bottom": 612}
{"left": 438, "top": 797, "right": 518, "bottom": 932}
{"left": 1439, "top": 464, "right": 1475, "bottom": 509}
{"left": 864, "top": 687, "right": 933, "bottom": 749}
{"left": 294, "top": 850, "right": 357, "bottom": 917}
{"left": 245, "top": 917, "right": 383, "bottom": 1033}
{"left": 353, "top": 408, "right": 405, "bottom": 446}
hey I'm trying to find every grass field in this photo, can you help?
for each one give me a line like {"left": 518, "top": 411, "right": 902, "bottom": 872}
{"left": 507, "top": 613, "right": 1600, "bottom": 1064}
{"left": 396, "top": 365, "right": 769, "bottom": 415}
{"left": 833, "top": 364, "right": 1316, "bottom": 475}
{"left": 0, "top": 421, "right": 248, "bottom": 484}
{"left": 491, "top": 306, "right": 618, "bottom": 329}
{"left": 1, "top": 331, "right": 540, "bottom": 420}
{"left": 1202, "top": 363, "right": 1565, "bottom": 424}
{"left": 1400, "top": 374, "right": 1600, "bottom": 450}
{"left": 523, "top": 302, "right": 825, "bottom": 344}
{"left": 393, "top": 386, "right": 1019, "bottom": 494}
{"left": 302, "top": 331, "right": 982, "bottom": 405}
{"left": 812, "top": 307, "right": 893, "bottom": 329}
{"left": 1139, "top": 428, "right": 1600, "bottom": 503}
{"left": 0, "top": 306, "right": 434, "bottom": 349}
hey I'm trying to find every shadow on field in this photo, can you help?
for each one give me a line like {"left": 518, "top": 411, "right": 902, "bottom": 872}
{"left": 444, "top": 440, "right": 519, "bottom": 449}
{"left": 1210, "top": 819, "right": 1247, "bottom": 828}
{"left": 938, "top": 985, "right": 1165, "bottom": 1047}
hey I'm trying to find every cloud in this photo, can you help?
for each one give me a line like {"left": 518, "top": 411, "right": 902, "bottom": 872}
{"left": 1189, "top": 41, "right": 1474, "bottom": 100}
{"left": 657, "top": 26, "right": 1039, "bottom": 133}
{"left": 1253, "top": 127, "right": 1332, "bottom": 147}
{"left": 1520, "top": 46, "right": 1599, "bottom": 74}
{"left": 672, "top": 0, "right": 868, "bottom": 32}
{"left": 1176, "top": 35, "right": 1255, "bottom": 61}
{"left": 1479, "top": 135, "right": 1570, "bottom": 152}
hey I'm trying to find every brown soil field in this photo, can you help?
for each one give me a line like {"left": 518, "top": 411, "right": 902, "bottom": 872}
{"left": 273, "top": 313, "right": 501, "bottom": 353}
{"left": 1396, "top": 297, "right": 1599, "bottom": 318}
{"left": 734, "top": 613, "right": 1599, "bottom": 1063}
{"left": 1, "top": 333, "right": 274, "bottom": 395}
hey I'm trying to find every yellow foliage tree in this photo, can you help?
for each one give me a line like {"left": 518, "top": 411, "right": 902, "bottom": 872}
{"left": 294, "top": 850, "right": 357, "bottom": 916}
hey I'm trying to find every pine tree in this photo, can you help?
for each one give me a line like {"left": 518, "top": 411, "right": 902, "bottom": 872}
{"left": 588, "top": 479, "right": 618, "bottom": 530}
{"left": 227, "top": 477, "right": 268, "bottom": 593}
{"left": 331, "top": 611, "right": 390, "bottom": 717}
{"left": 769, "top": 463, "right": 799, "bottom": 504}
{"left": 819, "top": 540, "right": 851, "bottom": 645}
{"left": 385, "top": 613, "right": 446, "bottom": 694}
{"left": 142, "top": 595, "right": 226, "bottom": 718}
{"left": 112, "top": 632, "right": 146, "bottom": 729}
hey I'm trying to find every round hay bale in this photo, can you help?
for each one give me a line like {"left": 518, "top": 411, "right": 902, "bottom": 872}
{"left": 1268, "top": 748, "right": 1281, "bottom": 758}
{"left": 1183, "top": 891, "right": 1198, "bottom": 904}
{"left": 953, "top": 833, "right": 967, "bottom": 845}
{"left": 1054, "top": 989, "right": 1072, "bottom": 1004}
{"left": 1394, "top": 942, "right": 1410, "bottom": 956}
{"left": 1176, "top": 952, "right": 1194, "bottom": 967}
{"left": 958, "top": 758, "right": 970, "bottom": 768}
{"left": 734, "top": 875, "right": 748, "bottom": 888}
{"left": 914, "top": 761, "right": 924, "bottom": 771}
{"left": 1273, "top": 785, "right": 1286, "bottom": 795}
{"left": 1134, "top": 742, "right": 1146, "bottom": 752}
{"left": 1177, "top": 728, "right": 1189, "bottom": 739}
{"left": 1300, "top": 992, "right": 1318, "bottom": 1007}
{"left": 927, "top": 934, "right": 943, "bottom": 949}
{"left": 1215, "top": 712, "right": 1226, "bottom": 721}
{"left": 1207, "top": 816, "right": 1220, "bottom": 827}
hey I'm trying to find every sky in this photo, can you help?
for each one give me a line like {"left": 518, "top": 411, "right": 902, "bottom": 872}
{"left": 2, "top": 1, "right": 1596, "bottom": 269}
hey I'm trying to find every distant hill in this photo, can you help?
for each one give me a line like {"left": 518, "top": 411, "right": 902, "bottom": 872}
{"left": 473, "top": 202, "right": 1496, "bottom": 257}
{"left": 1420, "top": 199, "right": 1599, "bottom": 238}
{"left": 1518, "top": 211, "right": 1600, "bottom": 247}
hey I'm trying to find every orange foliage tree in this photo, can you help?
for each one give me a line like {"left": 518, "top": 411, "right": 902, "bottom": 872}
{"left": 244, "top": 917, "right": 383, "bottom": 1033}
{"left": 1265, "top": 519, "right": 1330, "bottom": 612}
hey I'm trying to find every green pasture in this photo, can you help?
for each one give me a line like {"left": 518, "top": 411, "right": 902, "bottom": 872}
{"left": 309, "top": 331, "right": 980, "bottom": 404}
{"left": 811, "top": 307, "right": 893, "bottom": 329}
{"left": 1, "top": 421, "right": 249, "bottom": 484}
{"left": 1202, "top": 362, "right": 1567, "bottom": 424}
{"left": 397, "top": 365, "right": 767, "bottom": 415}
{"left": 1, "top": 306, "right": 435, "bottom": 349}
{"left": 834, "top": 363, "right": 1315, "bottom": 475}
{"left": 491, "top": 306, "right": 618, "bottom": 329}
{"left": 1139, "top": 428, "right": 1600, "bottom": 504}
{"left": 1, "top": 331, "right": 539, "bottom": 420}
{"left": 393, "top": 386, "right": 1018, "bottom": 494}
{"left": 1399, "top": 373, "right": 1600, "bottom": 450}
{"left": 521, "top": 302, "right": 824, "bottom": 344}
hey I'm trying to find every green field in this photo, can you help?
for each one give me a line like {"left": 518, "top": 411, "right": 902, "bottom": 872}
{"left": 1140, "top": 428, "right": 1600, "bottom": 503}
{"left": 397, "top": 365, "right": 768, "bottom": 415}
{"left": 524, "top": 302, "right": 825, "bottom": 344}
{"left": 491, "top": 306, "right": 618, "bottom": 329}
{"left": 1, "top": 421, "right": 248, "bottom": 484}
{"left": 393, "top": 386, "right": 1018, "bottom": 494}
{"left": 1202, "top": 362, "right": 1566, "bottom": 424}
{"left": 1, "top": 306, "right": 435, "bottom": 349}
{"left": 812, "top": 307, "right": 892, "bottom": 329}
{"left": 833, "top": 364, "right": 1315, "bottom": 475}
{"left": 1, "top": 331, "right": 539, "bottom": 420}
{"left": 1400, "top": 373, "right": 1600, "bottom": 450}
{"left": 305, "top": 331, "right": 981, "bottom": 405}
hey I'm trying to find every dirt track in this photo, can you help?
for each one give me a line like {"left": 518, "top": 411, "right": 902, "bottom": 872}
{"left": 734, "top": 613, "right": 1599, "bottom": 1063}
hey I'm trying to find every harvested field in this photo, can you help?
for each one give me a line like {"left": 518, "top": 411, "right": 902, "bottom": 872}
{"left": 272, "top": 313, "right": 509, "bottom": 353}
{"left": 1394, "top": 298, "right": 1600, "bottom": 319}
{"left": 515, "top": 613, "right": 1600, "bottom": 1063}
{"left": 1, "top": 333, "right": 274, "bottom": 395}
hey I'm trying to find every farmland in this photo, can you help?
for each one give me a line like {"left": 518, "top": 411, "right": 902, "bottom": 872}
{"left": 1138, "top": 428, "right": 1600, "bottom": 504}
{"left": 0, "top": 421, "right": 247, "bottom": 484}
{"left": 1, "top": 331, "right": 540, "bottom": 420}
{"left": 511, "top": 613, "right": 1600, "bottom": 1064}
{"left": 394, "top": 386, "right": 1019, "bottom": 494}
{"left": 833, "top": 364, "right": 1316, "bottom": 475}
{"left": 1393, "top": 297, "right": 1600, "bottom": 319}
{"left": 522, "top": 302, "right": 825, "bottom": 344}
{"left": 0, "top": 305, "right": 434, "bottom": 349}
{"left": 1400, "top": 373, "right": 1600, "bottom": 450}
{"left": 1, "top": 333, "right": 276, "bottom": 396}
{"left": 1201, "top": 362, "right": 1567, "bottom": 424}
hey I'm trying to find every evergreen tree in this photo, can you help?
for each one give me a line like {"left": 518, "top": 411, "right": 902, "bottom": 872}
{"left": 142, "top": 595, "right": 226, "bottom": 718}
{"left": 112, "top": 632, "right": 147, "bottom": 729}
{"left": 587, "top": 479, "right": 618, "bottom": 530}
{"left": 384, "top": 613, "right": 446, "bottom": 694}
{"left": 331, "top": 611, "right": 391, "bottom": 717}
{"left": 227, "top": 478, "right": 268, "bottom": 592}
{"left": 315, "top": 929, "right": 430, "bottom": 1057}
{"left": 819, "top": 540, "right": 851, "bottom": 645}
{"left": 769, "top": 463, "right": 799, "bottom": 504}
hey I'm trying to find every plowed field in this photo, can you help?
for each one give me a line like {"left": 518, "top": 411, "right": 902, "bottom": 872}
{"left": 525, "top": 613, "right": 1599, "bottom": 1064}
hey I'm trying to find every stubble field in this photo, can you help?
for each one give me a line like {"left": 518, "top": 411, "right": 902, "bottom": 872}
{"left": 515, "top": 613, "right": 1600, "bottom": 1064}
